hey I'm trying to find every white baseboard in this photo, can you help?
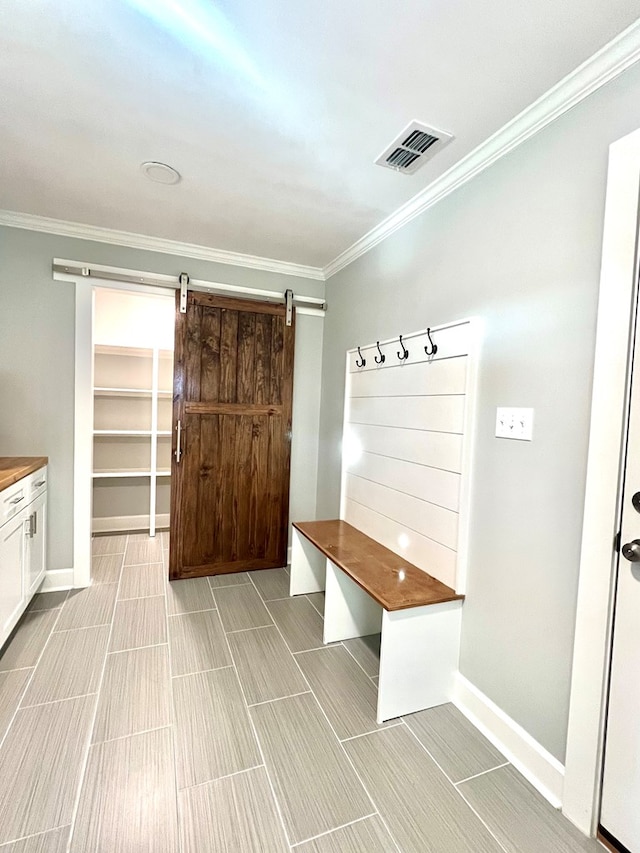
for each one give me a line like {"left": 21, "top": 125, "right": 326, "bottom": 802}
{"left": 287, "top": 545, "right": 292, "bottom": 567}
{"left": 453, "top": 673, "right": 565, "bottom": 807}
{"left": 41, "top": 568, "right": 75, "bottom": 592}
{"left": 92, "top": 514, "right": 170, "bottom": 534}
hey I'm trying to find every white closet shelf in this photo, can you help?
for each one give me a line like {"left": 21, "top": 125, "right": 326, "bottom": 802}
{"left": 94, "top": 430, "right": 154, "bottom": 436}
{"left": 93, "top": 430, "right": 171, "bottom": 436}
{"left": 93, "top": 470, "right": 152, "bottom": 479}
{"left": 94, "top": 344, "right": 153, "bottom": 357}
{"left": 94, "top": 387, "right": 172, "bottom": 398}
{"left": 94, "top": 387, "right": 173, "bottom": 398}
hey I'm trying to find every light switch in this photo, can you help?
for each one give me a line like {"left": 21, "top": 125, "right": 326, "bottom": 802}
{"left": 495, "top": 407, "right": 534, "bottom": 441}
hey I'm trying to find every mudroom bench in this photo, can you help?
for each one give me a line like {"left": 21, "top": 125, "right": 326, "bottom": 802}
{"left": 290, "top": 519, "right": 464, "bottom": 722}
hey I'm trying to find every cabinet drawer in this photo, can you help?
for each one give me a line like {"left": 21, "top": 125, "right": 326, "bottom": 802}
{"left": 28, "top": 466, "right": 48, "bottom": 503}
{"left": 1, "top": 481, "right": 28, "bottom": 524}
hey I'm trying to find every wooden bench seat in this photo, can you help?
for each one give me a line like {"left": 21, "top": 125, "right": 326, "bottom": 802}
{"left": 290, "top": 519, "right": 465, "bottom": 722}
{"left": 292, "top": 520, "right": 463, "bottom": 611}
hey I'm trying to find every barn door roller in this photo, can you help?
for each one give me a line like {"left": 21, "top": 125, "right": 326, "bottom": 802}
{"left": 179, "top": 272, "right": 189, "bottom": 313}
{"left": 285, "top": 289, "right": 293, "bottom": 326}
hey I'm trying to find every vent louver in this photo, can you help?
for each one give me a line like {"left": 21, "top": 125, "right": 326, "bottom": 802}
{"left": 375, "top": 121, "right": 453, "bottom": 175}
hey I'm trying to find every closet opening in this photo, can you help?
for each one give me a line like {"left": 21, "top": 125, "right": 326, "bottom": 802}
{"left": 91, "top": 288, "right": 175, "bottom": 544}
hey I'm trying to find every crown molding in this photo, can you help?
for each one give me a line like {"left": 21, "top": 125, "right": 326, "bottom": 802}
{"left": 3, "top": 19, "right": 640, "bottom": 284}
{"left": 323, "top": 19, "right": 640, "bottom": 279}
{"left": 0, "top": 209, "right": 326, "bottom": 281}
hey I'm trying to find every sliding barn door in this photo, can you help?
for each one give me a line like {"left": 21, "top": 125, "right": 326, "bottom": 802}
{"left": 169, "top": 292, "right": 295, "bottom": 579}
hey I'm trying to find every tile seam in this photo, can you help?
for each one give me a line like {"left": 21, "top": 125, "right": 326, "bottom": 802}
{"left": 454, "top": 762, "right": 511, "bottom": 786}
{"left": 64, "top": 531, "right": 128, "bottom": 849}
{"left": 219, "top": 601, "right": 294, "bottom": 849}
{"left": 290, "top": 812, "right": 379, "bottom": 848}
{"left": 250, "top": 602, "right": 392, "bottom": 849}
{"left": 0, "top": 596, "right": 69, "bottom": 756}
{"left": 401, "top": 720, "right": 511, "bottom": 853}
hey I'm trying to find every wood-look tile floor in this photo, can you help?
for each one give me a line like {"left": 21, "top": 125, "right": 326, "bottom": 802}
{"left": 0, "top": 533, "right": 602, "bottom": 852}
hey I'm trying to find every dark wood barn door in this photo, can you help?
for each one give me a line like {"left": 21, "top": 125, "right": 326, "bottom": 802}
{"left": 169, "top": 292, "right": 295, "bottom": 579}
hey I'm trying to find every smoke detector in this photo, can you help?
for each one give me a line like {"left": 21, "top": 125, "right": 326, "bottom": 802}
{"left": 375, "top": 121, "right": 454, "bottom": 175}
{"left": 140, "top": 161, "right": 182, "bottom": 185}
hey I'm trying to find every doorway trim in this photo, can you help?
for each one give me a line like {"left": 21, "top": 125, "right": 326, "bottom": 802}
{"left": 68, "top": 277, "right": 173, "bottom": 589}
{"left": 563, "top": 126, "right": 640, "bottom": 834}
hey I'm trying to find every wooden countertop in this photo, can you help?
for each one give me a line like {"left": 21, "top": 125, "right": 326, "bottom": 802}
{"left": 0, "top": 457, "right": 48, "bottom": 493}
{"left": 293, "top": 519, "right": 464, "bottom": 611}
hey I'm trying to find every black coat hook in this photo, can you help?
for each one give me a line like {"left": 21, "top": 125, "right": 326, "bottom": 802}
{"left": 374, "top": 341, "right": 386, "bottom": 364}
{"left": 355, "top": 346, "right": 366, "bottom": 368}
{"left": 424, "top": 328, "right": 438, "bottom": 356}
{"left": 397, "top": 335, "right": 409, "bottom": 361}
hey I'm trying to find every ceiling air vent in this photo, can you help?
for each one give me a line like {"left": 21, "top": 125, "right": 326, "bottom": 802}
{"left": 375, "top": 121, "right": 454, "bottom": 175}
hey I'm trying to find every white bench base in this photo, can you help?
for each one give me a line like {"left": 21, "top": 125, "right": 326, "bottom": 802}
{"left": 290, "top": 527, "right": 325, "bottom": 595}
{"left": 290, "top": 529, "right": 462, "bottom": 723}
{"left": 378, "top": 601, "right": 462, "bottom": 723}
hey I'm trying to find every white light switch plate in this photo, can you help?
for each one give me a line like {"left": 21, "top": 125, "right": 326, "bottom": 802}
{"left": 495, "top": 407, "right": 534, "bottom": 441}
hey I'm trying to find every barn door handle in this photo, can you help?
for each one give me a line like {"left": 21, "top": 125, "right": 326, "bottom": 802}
{"left": 175, "top": 420, "right": 183, "bottom": 463}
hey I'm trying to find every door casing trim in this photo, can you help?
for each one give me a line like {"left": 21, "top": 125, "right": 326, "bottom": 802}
{"left": 564, "top": 126, "right": 640, "bottom": 834}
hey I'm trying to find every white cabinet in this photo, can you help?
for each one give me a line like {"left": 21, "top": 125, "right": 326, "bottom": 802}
{"left": 0, "top": 465, "right": 48, "bottom": 650}
{"left": 0, "top": 510, "right": 27, "bottom": 644}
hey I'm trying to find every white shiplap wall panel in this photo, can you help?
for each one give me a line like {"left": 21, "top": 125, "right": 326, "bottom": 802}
{"left": 344, "top": 499, "right": 457, "bottom": 588}
{"left": 346, "top": 474, "right": 459, "bottom": 549}
{"left": 349, "top": 356, "right": 467, "bottom": 398}
{"left": 342, "top": 319, "right": 479, "bottom": 591}
{"left": 347, "top": 424, "right": 463, "bottom": 473}
{"left": 347, "top": 452, "right": 460, "bottom": 512}
{"left": 349, "top": 395, "right": 465, "bottom": 433}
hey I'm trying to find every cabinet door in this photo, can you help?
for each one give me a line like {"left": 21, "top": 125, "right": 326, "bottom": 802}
{"left": 0, "top": 512, "right": 27, "bottom": 642}
{"left": 25, "top": 492, "right": 47, "bottom": 598}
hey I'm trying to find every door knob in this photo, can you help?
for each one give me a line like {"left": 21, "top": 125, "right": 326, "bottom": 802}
{"left": 622, "top": 539, "right": 640, "bottom": 562}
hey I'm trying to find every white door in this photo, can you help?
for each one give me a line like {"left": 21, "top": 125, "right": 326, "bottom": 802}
{"left": 600, "top": 298, "right": 640, "bottom": 851}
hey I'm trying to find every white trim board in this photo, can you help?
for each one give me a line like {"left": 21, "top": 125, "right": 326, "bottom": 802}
{"left": 73, "top": 284, "right": 93, "bottom": 590}
{"left": 0, "top": 210, "right": 325, "bottom": 281}
{"left": 454, "top": 673, "right": 565, "bottom": 807}
{"left": 563, "top": 126, "right": 640, "bottom": 835}
{"left": 41, "top": 568, "right": 75, "bottom": 592}
{"left": 92, "top": 514, "right": 170, "bottom": 534}
{"left": 323, "top": 19, "right": 640, "bottom": 278}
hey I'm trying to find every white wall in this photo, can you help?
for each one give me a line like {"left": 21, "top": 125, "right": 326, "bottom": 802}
{"left": 94, "top": 288, "right": 175, "bottom": 350}
{"left": 0, "top": 226, "right": 324, "bottom": 571}
{"left": 316, "top": 62, "right": 640, "bottom": 762}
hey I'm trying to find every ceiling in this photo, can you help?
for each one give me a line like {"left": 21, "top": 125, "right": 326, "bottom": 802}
{"left": 1, "top": 0, "right": 639, "bottom": 269}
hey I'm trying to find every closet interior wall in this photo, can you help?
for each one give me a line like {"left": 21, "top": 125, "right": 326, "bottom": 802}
{"left": 92, "top": 288, "right": 174, "bottom": 536}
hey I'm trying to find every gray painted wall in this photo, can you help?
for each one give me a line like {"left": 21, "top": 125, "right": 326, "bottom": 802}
{"left": 0, "top": 226, "right": 324, "bottom": 571}
{"left": 316, "top": 63, "right": 640, "bottom": 762}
